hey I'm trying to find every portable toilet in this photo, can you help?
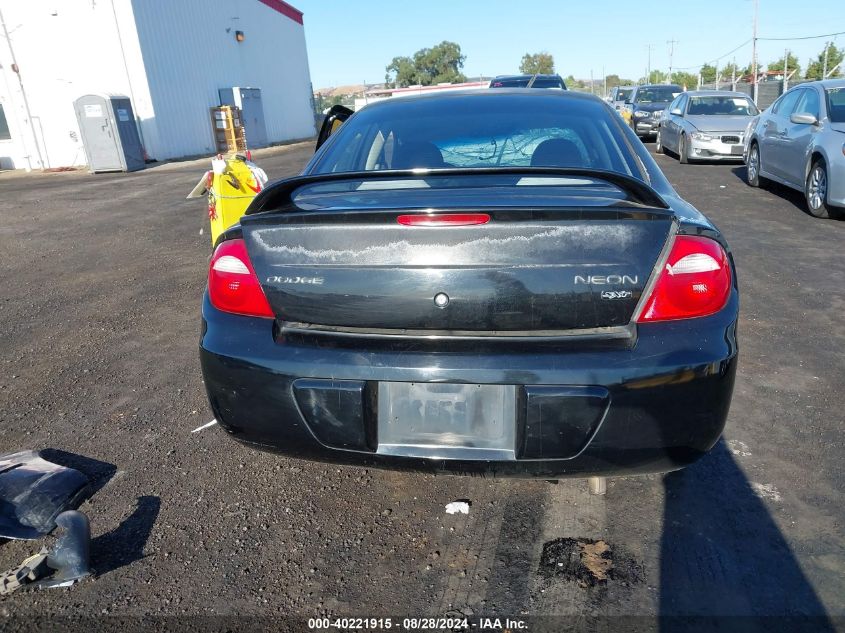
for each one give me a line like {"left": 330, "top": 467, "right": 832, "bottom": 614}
{"left": 73, "top": 94, "right": 144, "bottom": 173}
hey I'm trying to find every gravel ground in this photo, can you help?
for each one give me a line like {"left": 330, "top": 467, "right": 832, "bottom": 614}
{"left": 0, "top": 140, "right": 843, "bottom": 631}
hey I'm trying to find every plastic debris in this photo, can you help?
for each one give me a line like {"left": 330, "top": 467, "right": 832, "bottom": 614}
{"left": 0, "top": 451, "right": 89, "bottom": 540}
{"left": 191, "top": 419, "right": 218, "bottom": 434}
{"left": 0, "top": 510, "right": 91, "bottom": 595}
{"left": 445, "top": 501, "right": 470, "bottom": 515}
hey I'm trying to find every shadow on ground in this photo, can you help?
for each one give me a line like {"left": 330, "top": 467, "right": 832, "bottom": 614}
{"left": 92, "top": 495, "right": 160, "bottom": 576}
{"left": 40, "top": 448, "right": 117, "bottom": 501}
{"left": 728, "top": 166, "right": 812, "bottom": 214}
{"left": 660, "top": 441, "right": 835, "bottom": 632}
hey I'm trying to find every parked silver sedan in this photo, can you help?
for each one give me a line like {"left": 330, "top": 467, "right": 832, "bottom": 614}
{"left": 744, "top": 79, "right": 845, "bottom": 219}
{"left": 656, "top": 91, "right": 759, "bottom": 163}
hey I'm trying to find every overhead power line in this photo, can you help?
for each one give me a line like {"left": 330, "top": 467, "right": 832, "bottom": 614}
{"left": 758, "top": 30, "right": 845, "bottom": 41}
{"left": 670, "top": 28, "right": 845, "bottom": 73}
{"left": 672, "top": 40, "right": 752, "bottom": 71}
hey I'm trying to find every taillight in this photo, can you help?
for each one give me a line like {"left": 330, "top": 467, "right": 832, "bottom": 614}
{"left": 637, "top": 235, "right": 731, "bottom": 323}
{"left": 208, "top": 239, "right": 273, "bottom": 318}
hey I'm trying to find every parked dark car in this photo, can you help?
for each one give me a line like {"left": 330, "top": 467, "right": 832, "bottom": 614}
{"left": 625, "top": 84, "right": 683, "bottom": 139}
{"left": 489, "top": 74, "right": 567, "bottom": 89}
{"left": 200, "top": 90, "right": 738, "bottom": 479}
{"left": 744, "top": 79, "right": 845, "bottom": 219}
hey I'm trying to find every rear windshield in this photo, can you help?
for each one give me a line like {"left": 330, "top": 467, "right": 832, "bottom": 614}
{"left": 827, "top": 87, "right": 845, "bottom": 122}
{"left": 491, "top": 78, "right": 531, "bottom": 88}
{"left": 312, "top": 94, "right": 641, "bottom": 177}
{"left": 687, "top": 96, "right": 759, "bottom": 116}
{"left": 490, "top": 77, "right": 564, "bottom": 89}
{"left": 616, "top": 88, "right": 633, "bottom": 101}
{"left": 635, "top": 87, "right": 681, "bottom": 103}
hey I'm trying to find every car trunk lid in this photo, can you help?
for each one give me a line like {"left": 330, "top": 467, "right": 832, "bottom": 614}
{"left": 239, "top": 170, "right": 675, "bottom": 333}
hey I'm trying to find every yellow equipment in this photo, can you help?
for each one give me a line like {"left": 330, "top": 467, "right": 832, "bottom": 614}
{"left": 187, "top": 153, "right": 268, "bottom": 246}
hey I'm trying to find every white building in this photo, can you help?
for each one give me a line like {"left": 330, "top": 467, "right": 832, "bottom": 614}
{"left": 0, "top": 0, "right": 315, "bottom": 170}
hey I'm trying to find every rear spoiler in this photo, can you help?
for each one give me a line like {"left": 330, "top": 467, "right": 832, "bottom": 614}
{"left": 244, "top": 167, "right": 669, "bottom": 215}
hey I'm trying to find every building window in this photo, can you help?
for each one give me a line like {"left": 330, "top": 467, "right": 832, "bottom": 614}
{"left": 0, "top": 104, "right": 10, "bottom": 140}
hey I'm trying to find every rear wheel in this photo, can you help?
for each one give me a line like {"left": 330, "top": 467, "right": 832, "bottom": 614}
{"left": 805, "top": 160, "right": 841, "bottom": 219}
{"left": 655, "top": 127, "right": 664, "bottom": 154}
{"left": 678, "top": 134, "right": 689, "bottom": 164}
{"left": 746, "top": 143, "right": 761, "bottom": 187}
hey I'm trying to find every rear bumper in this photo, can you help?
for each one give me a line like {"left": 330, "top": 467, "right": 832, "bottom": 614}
{"left": 827, "top": 157, "right": 845, "bottom": 208}
{"left": 199, "top": 293, "right": 738, "bottom": 478}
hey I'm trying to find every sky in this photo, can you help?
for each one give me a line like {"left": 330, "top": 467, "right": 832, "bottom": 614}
{"left": 291, "top": 0, "right": 845, "bottom": 89}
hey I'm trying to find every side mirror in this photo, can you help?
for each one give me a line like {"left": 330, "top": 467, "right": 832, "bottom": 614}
{"left": 790, "top": 112, "right": 818, "bottom": 125}
{"left": 670, "top": 108, "right": 683, "bottom": 116}
{"left": 315, "top": 104, "right": 353, "bottom": 152}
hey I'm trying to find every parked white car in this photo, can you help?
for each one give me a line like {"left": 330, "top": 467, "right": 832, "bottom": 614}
{"left": 656, "top": 91, "right": 759, "bottom": 163}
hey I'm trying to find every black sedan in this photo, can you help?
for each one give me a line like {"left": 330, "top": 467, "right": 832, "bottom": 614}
{"left": 625, "top": 84, "right": 683, "bottom": 139}
{"left": 200, "top": 90, "right": 738, "bottom": 479}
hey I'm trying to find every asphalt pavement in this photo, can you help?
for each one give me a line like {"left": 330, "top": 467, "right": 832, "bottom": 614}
{"left": 0, "top": 141, "right": 842, "bottom": 631}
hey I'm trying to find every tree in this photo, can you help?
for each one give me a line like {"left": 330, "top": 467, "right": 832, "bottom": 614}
{"left": 805, "top": 41, "right": 844, "bottom": 79}
{"left": 519, "top": 52, "right": 555, "bottom": 75}
{"left": 720, "top": 62, "right": 742, "bottom": 81}
{"left": 700, "top": 63, "right": 717, "bottom": 84}
{"left": 646, "top": 69, "right": 667, "bottom": 84}
{"left": 605, "top": 74, "right": 635, "bottom": 89}
{"left": 767, "top": 51, "right": 801, "bottom": 77}
{"left": 672, "top": 71, "right": 699, "bottom": 90}
{"left": 385, "top": 56, "right": 417, "bottom": 88}
{"left": 385, "top": 41, "right": 467, "bottom": 88}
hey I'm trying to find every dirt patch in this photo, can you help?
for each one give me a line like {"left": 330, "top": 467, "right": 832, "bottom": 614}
{"left": 538, "top": 538, "right": 644, "bottom": 588}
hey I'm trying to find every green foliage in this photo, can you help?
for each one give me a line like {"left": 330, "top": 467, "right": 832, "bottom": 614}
{"left": 564, "top": 75, "right": 588, "bottom": 91}
{"left": 805, "top": 42, "right": 844, "bottom": 79}
{"left": 720, "top": 62, "right": 741, "bottom": 80}
{"left": 605, "top": 74, "right": 635, "bottom": 90}
{"left": 385, "top": 41, "right": 467, "bottom": 88}
{"left": 519, "top": 52, "right": 555, "bottom": 75}
{"left": 646, "top": 70, "right": 667, "bottom": 84}
{"left": 767, "top": 51, "right": 801, "bottom": 76}
{"left": 313, "top": 93, "right": 353, "bottom": 115}
{"left": 672, "top": 71, "right": 699, "bottom": 90}
{"left": 700, "top": 64, "right": 717, "bottom": 84}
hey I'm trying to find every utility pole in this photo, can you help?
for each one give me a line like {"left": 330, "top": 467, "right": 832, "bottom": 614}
{"left": 0, "top": 8, "right": 44, "bottom": 170}
{"left": 646, "top": 44, "right": 653, "bottom": 83}
{"left": 602, "top": 65, "right": 606, "bottom": 98}
{"left": 822, "top": 41, "right": 829, "bottom": 78}
{"left": 667, "top": 39, "right": 679, "bottom": 84}
{"left": 751, "top": 0, "right": 759, "bottom": 103}
{"left": 732, "top": 57, "right": 737, "bottom": 91}
{"left": 783, "top": 48, "right": 790, "bottom": 92}
{"left": 590, "top": 69, "right": 594, "bottom": 94}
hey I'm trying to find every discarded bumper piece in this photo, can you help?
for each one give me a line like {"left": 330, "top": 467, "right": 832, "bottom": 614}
{"left": 0, "top": 510, "right": 92, "bottom": 594}
{"left": 0, "top": 450, "right": 89, "bottom": 540}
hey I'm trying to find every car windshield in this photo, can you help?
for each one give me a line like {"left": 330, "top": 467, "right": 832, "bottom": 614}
{"left": 313, "top": 94, "right": 642, "bottom": 178}
{"left": 826, "top": 87, "right": 845, "bottom": 122}
{"left": 616, "top": 88, "right": 633, "bottom": 101}
{"left": 687, "top": 96, "right": 759, "bottom": 116}
{"left": 635, "top": 87, "right": 681, "bottom": 103}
